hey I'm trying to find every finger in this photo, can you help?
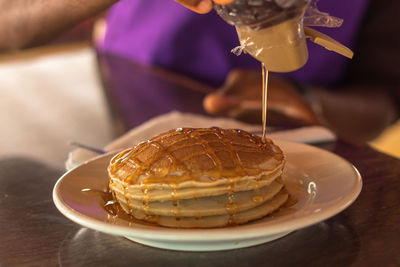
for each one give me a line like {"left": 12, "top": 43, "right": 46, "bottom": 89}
{"left": 175, "top": 0, "right": 214, "bottom": 14}
{"left": 203, "top": 93, "right": 241, "bottom": 115}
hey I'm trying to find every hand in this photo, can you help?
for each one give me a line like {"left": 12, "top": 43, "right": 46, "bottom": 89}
{"left": 203, "top": 69, "right": 321, "bottom": 126}
{"left": 175, "top": 0, "right": 234, "bottom": 14}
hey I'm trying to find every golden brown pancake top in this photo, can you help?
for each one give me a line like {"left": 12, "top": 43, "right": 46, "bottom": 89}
{"left": 108, "top": 127, "right": 284, "bottom": 185}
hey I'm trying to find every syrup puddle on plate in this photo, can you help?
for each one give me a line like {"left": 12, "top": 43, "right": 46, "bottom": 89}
{"left": 81, "top": 187, "right": 300, "bottom": 228}
{"left": 81, "top": 188, "right": 156, "bottom": 227}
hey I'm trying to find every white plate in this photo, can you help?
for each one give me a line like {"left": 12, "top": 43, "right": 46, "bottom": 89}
{"left": 53, "top": 140, "right": 362, "bottom": 251}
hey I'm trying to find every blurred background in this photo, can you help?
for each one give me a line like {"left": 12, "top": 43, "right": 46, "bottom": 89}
{"left": 1, "top": 13, "right": 399, "bottom": 171}
{"left": 0, "top": 20, "right": 113, "bottom": 169}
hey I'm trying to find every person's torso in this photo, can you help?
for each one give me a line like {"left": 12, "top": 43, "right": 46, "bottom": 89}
{"left": 99, "top": 0, "right": 370, "bottom": 86}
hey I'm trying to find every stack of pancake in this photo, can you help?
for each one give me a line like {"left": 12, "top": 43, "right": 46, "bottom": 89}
{"left": 108, "top": 127, "right": 288, "bottom": 228}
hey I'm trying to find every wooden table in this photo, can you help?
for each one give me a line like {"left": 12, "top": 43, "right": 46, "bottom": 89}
{"left": 1, "top": 53, "right": 399, "bottom": 266}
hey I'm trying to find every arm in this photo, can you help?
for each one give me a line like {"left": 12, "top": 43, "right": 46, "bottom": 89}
{"left": 0, "top": 0, "right": 118, "bottom": 52}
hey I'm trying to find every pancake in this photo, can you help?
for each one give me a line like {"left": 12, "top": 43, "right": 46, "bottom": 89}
{"left": 114, "top": 180, "right": 283, "bottom": 217}
{"left": 108, "top": 127, "right": 288, "bottom": 228}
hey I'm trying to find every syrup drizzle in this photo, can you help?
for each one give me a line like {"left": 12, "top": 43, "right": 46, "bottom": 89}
{"left": 141, "top": 184, "right": 150, "bottom": 216}
{"left": 81, "top": 188, "right": 155, "bottom": 226}
{"left": 252, "top": 195, "right": 263, "bottom": 203}
{"left": 109, "top": 128, "right": 272, "bottom": 185}
{"left": 226, "top": 177, "right": 237, "bottom": 225}
{"left": 170, "top": 183, "right": 180, "bottom": 220}
{"left": 271, "top": 194, "right": 298, "bottom": 217}
{"left": 261, "top": 63, "right": 269, "bottom": 143}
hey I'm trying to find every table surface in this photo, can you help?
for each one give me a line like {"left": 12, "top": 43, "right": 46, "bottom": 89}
{"left": 1, "top": 53, "right": 400, "bottom": 266}
{"left": 1, "top": 141, "right": 399, "bottom": 266}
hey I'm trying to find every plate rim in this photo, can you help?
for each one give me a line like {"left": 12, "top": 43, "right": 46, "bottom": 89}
{"left": 53, "top": 140, "right": 362, "bottom": 242}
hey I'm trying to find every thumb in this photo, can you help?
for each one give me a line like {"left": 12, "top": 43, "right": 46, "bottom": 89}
{"left": 175, "top": 0, "right": 214, "bottom": 14}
